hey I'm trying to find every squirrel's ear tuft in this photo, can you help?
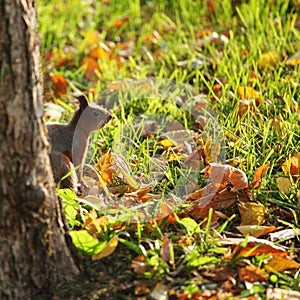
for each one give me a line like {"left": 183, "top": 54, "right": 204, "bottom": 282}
{"left": 73, "top": 93, "right": 89, "bottom": 110}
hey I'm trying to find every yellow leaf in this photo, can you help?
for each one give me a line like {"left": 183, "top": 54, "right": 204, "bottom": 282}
{"left": 238, "top": 86, "right": 260, "bottom": 99}
{"left": 286, "top": 52, "right": 300, "bottom": 66}
{"left": 265, "top": 256, "right": 300, "bottom": 273}
{"left": 92, "top": 235, "right": 119, "bottom": 260}
{"left": 159, "top": 138, "right": 178, "bottom": 149}
{"left": 258, "top": 51, "right": 280, "bottom": 68}
{"left": 238, "top": 201, "right": 266, "bottom": 226}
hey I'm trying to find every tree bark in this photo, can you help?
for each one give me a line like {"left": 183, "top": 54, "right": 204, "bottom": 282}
{"left": 0, "top": 1, "right": 81, "bottom": 299}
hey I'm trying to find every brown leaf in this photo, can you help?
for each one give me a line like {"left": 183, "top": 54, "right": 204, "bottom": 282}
{"left": 204, "top": 163, "right": 248, "bottom": 190}
{"left": 160, "top": 236, "right": 172, "bottom": 264}
{"left": 130, "top": 256, "right": 148, "bottom": 275}
{"left": 251, "top": 162, "right": 270, "bottom": 189}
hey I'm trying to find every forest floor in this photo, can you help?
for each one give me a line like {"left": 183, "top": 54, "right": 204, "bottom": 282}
{"left": 38, "top": 0, "right": 300, "bottom": 299}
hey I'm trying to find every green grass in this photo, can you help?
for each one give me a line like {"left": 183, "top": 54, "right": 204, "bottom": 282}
{"left": 38, "top": 0, "right": 300, "bottom": 298}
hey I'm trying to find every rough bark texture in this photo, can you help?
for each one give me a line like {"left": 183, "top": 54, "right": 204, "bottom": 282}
{"left": 0, "top": 1, "right": 81, "bottom": 299}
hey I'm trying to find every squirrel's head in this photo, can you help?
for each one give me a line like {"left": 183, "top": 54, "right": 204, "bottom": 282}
{"left": 74, "top": 93, "right": 112, "bottom": 133}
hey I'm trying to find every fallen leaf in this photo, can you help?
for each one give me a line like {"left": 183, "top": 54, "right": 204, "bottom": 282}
{"left": 51, "top": 74, "right": 68, "bottom": 97}
{"left": 150, "top": 282, "right": 168, "bottom": 300}
{"left": 130, "top": 256, "right": 147, "bottom": 275}
{"left": 237, "top": 225, "right": 277, "bottom": 237}
{"left": 88, "top": 45, "right": 110, "bottom": 60}
{"left": 92, "top": 235, "right": 119, "bottom": 260}
{"left": 238, "top": 98, "right": 256, "bottom": 116}
{"left": 238, "top": 265, "right": 268, "bottom": 283}
{"left": 204, "top": 163, "right": 248, "bottom": 190}
{"left": 286, "top": 52, "right": 300, "bottom": 66}
{"left": 81, "top": 57, "right": 102, "bottom": 81}
{"left": 85, "top": 29, "right": 102, "bottom": 45}
{"left": 269, "top": 228, "right": 300, "bottom": 242}
{"left": 275, "top": 177, "right": 292, "bottom": 195}
{"left": 258, "top": 51, "right": 281, "bottom": 68}
{"left": 238, "top": 86, "right": 260, "bottom": 100}
{"left": 238, "top": 201, "right": 266, "bottom": 226}
{"left": 251, "top": 162, "right": 270, "bottom": 189}
{"left": 113, "top": 15, "right": 130, "bottom": 28}
{"left": 282, "top": 152, "right": 300, "bottom": 179}
{"left": 232, "top": 238, "right": 288, "bottom": 258}
{"left": 160, "top": 236, "right": 173, "bottom": 264}
{"left": 265, "top": 256, "right": 300, "bottom": 272}
{"left": 204, "top": 136, "right": 221, "bottom": 163}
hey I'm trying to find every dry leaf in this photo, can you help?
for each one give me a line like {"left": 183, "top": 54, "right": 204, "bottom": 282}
{"left": 51, "top": 74, "right": 68, "bottom": 97}
{"left": 265, "top": 256, "right": 300, "bottom": 272}
{"left": 238, "top": 201, "right": 266, "bottom": 226}
{"left": 237, "top": 225, "right": 277, "bottom": 237}
{"left": 150, "top": 282, "right": 168, "bottom": 300}
{"left": 251, "top": 162, "right": 270, "bottom": 189}
{"left": 238, "top": 265, "right": 268, "bottom": 283}
{"left": 88, "top": 45, "right": 110, "bottom": 60}
{"left": 258, "top": 51, "right": 280, "bottom": 68}
{"left": 282, "top": 153, "right": 300, "bottom": 179}
{"left": 232, "top": 238, "right": 288, "bottom": 258}
{"left": 92, "top": 235, "right": 118, "bottom": 260}
{"left": 276, "top": 177, "right": 292, "bottom": 195}
{"left": 81, "top": 57, "right": 102, "bottom": 81}
{"left": 130, "top": 256, "right": 147, "bottom": 275}
{"left": 96, "top": 152, "right": 137, "bottom": 188}
{"left": 238, "top": 86, "right": 260, "bottom": 100}
{"left": 113, "top": 15, "right": 130, "bottom": 28}
{"left": 270, "top": 228, "right": 300, "bottom": 242}
{"left": 160, "top": 236, "right": 172, "bottom": 264}
{"left": 286, "top": 52, "right": 300, "bottom": 66}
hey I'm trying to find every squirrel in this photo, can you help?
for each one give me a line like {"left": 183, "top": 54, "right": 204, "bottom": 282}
{"left": 47, "top": 94, "right": 112, "bottom": 193}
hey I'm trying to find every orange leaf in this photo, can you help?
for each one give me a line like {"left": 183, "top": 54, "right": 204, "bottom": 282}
{"left": 88, "top": 45, "right": 110, "bottom": 60}
{"left": 81, "top": 57, "right": 102, "bottom": 81}
{"left": 51, "top": 74, "right": 68, "bottom": 97}
{"left": 113, "top": 15, "right": 130, "bottom": 28}
{"left": 233, "top": 239, "right": 287, "bottom": 258}
{"left": 239, "top": 265, "right": 268, "bottom": 283}
{"left": 265, "top": 256, "right": 300, "bottom": 272}
{"left": 252, "top": 162, "right": 270, "bottom": 189}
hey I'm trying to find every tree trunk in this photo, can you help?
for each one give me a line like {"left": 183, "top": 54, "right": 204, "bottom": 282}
{"left": 0, "top": 1, "right": 81, "bottom": 299}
